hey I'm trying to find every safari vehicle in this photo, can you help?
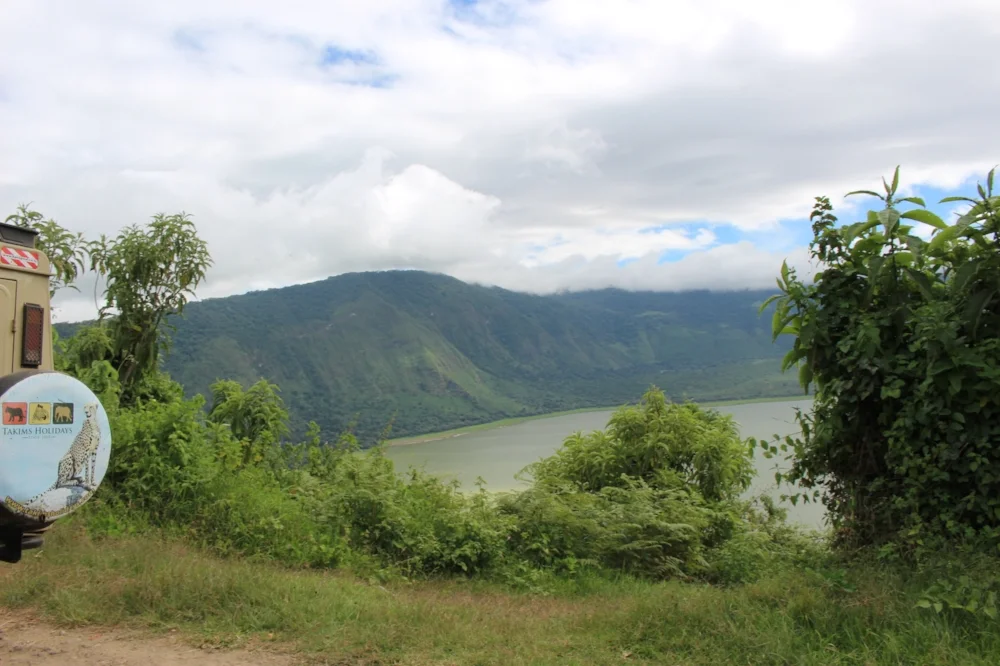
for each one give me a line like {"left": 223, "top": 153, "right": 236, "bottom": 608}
{"left": 0, "top": 222, "right": 112, "bottom": 563}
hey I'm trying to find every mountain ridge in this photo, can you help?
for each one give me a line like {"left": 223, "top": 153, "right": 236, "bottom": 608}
{"left": 55, "top": 270, "right": 799, "bottom": 443}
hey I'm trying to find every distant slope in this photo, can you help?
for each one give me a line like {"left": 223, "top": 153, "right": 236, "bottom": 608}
{"left": 56, "top": 271, "right": 800, "bottom": 442}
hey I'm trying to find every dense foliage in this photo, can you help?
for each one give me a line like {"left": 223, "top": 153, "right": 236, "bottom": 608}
{"left": 88, "top": 212, "right": 212, "bottom": 405}
{"left": 84, "top": 370, "right": 816, "bottom": 584}
{"left": 498, "top": 392, "right": 815, "bottom": 582}
{"left": 757, "top": 167, "right": 1000, "bottom": 613}
{"left": 15, "top": 167, "right": 1000, "bottom": 630}
{"left": 5, "top": 165, "right": 1000, "bottom": 664}
{"left": 56, "top": 272, "right": 799, "bottom": 443}
{"left": 0, "top": 203, "right": 811, "bottom": 589}
{"left": 761, "top": 168, "right": 1000, "bottom": 546}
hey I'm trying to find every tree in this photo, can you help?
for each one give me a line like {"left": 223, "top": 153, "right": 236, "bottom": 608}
{"left": 759, "top": 166, "right": 1000, "bottom": 551}
{"left": 5, "top": 204, "right": 88, "bottom": 297}
{"left": 208, "top": 379, "right": 290, "bottom": 468}
{"left": 88, "top": 212, "right": 212, "bottom": 404}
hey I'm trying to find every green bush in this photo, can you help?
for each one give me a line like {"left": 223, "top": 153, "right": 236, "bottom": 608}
{"left": 703, "top": 495, "right": 828, "bottom": 585}
{"left": 76, "top": 363, "right": 812, "bottom": 585}
{"left": 293, "top": 446, "right": 514, "bottom": 576}
{"left": 105, "top": 393, "right": 223, "bottom": 522}
{"left": 191, "top": 467, "right": 344, "bottom": 567}
{"left": 525, "top": 388, "right": 753, "bottom": 501}
{"left": 500, "top": 478, "right": 711, "bottom": 578}
{"left": 762, "top": 166, "right": 1000, "bottom": 553}
{"left": 494, "top": 387, "right": 816, "bottom": 582}
{"left": 40, "top": 204, "right": 821, "bottom": 588}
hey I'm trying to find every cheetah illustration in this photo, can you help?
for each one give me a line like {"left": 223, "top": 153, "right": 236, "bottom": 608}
{"left": 22, "top": 403, "right": 102, "bottom": 511}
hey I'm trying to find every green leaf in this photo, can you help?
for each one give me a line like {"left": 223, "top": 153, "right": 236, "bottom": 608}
{"left": 916, "top": 599, "right": 932, "bottom": 609}
{"left": 782, "top": 346, "right": 808, "bottom": 371}
{"left": 897, "top": 196, "right": 926, "bottom": 207}
{"left": 797, "top": 362, "right": 813, "bottom": 390}
{"left": 842, "top": 219, "right": 879, "bottom": 244}
{"left": 901, "top": 234, "right": 926, "bottom": 255}
{"left": 963, "top": 288, "right": 996, "bottom": 336}
{"left": 868, "top": 255, "right": 886, "bottom": 281}
{"left": 928, "top": 224, "right": 962, "bottom": 253}
{"left": 940, "top": 196, "right": 977, "bottom": 204}
{"left": 900, "top": 209, "right": 947, "bottom": 230}
{"left": 989, "top": 167, "right": 996, "bottom": 196}
{"left": 904, "top": 267, "right": 936, "bottom": 300}
{"left": 951, "top": 260, "right": 980, "bottom": 293}
{"left": 891, "top": 251, "right": 914, "bottom": 267}
{"left": 771, "top": 304, "right": 784, "bottom": 339}
{"left": 890, "top": 165, "right": 900, "bottom": 195}
{"left": 757, "top": 294, "right": 780, "bottom": 315}
{"left": 957, "top": 209, "right": 982, "bottom": 230}
{"left": 878, "top": 208, "right": 901, "bottom": 235}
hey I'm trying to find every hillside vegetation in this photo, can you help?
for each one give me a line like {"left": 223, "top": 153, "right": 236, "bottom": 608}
{"left": 57, "top": 272, "right": 798, "bottom": 441}
{"left": 5, "top": 165, "right": 1000, "bottom": 665}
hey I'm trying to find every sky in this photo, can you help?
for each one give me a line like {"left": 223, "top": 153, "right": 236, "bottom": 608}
{"left": 0, "top": 0, "right": 998, "bottom": 323}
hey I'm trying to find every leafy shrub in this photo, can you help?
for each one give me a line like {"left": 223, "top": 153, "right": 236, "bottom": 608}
{"left": 704, "top": 495, "right": 829, "bottom": 585}
{"left": 525, "top": 387, "right": 753, "bottom": 501}
{"left": 497, "top": 387, "right": 810, "bottom": 582}
{"left": 37, "top": 203, "right": 822, "bottom": 588}
{"left": 499, "top": 477, "right": 711, "bottom": 578}
{"left": 208, "top": 379, "right": 290, "bottom": 469}
{"left": 191, "top": 467, "right": 344, "bottom": 567}
{"left": 762, "top": 166, "right": 1000, "bottom": 552}
{"left": 104, "top": 392, "right": 223, "bottom": 522}
{"left": 294, "top": 447, "right": 514, "bottom": 576}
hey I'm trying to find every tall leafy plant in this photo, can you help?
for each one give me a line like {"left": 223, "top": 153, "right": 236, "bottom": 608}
{"left": 89, "top": 212, "right": 212, "bottom": 405}
{"left": 5, "top": 204, "right": 88, "bottom": 297}
{"left": 757, "top": 166, "right": 1000, "bottom": 551}
{"left": 208, "top": 379, "right": 290, "bottom": 469}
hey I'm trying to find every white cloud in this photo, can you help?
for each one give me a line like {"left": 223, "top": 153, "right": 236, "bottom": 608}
{"left": 1, "top": 0, "right": 997, "bottom": 322}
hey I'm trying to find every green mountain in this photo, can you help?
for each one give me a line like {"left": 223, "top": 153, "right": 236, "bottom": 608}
{"left": 56, "top": 270, "right": 800, "bottom": 442}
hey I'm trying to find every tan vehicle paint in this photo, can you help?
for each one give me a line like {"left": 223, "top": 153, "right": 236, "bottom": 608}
{"left": 0, "top": 223, "right": 112, "bottom": 563}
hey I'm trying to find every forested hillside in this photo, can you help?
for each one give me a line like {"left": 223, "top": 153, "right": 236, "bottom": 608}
{"left": 58, "top": 270, "right": 798, "bottom": 441}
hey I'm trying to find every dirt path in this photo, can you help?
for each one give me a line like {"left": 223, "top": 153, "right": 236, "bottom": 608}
{"left": 0, "top": 611, "right": 300, "bottom": 665}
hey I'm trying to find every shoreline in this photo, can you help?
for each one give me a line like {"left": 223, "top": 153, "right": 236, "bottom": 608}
{"left": 387, "top": 393, "right": 811, "bottom": 447}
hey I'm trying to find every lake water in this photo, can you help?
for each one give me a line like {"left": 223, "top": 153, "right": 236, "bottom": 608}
{"left": 386, "top": 398, "right": 826, "bottom": 529}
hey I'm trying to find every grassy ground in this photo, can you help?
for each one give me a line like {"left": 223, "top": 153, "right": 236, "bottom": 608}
{"left": 2, "top": 523, "right": 997, "bottom": 665}
{"left": 389, "top": 394, "right": 811, "bottom": 446}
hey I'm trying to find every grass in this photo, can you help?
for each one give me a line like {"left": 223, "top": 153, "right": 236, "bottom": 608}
{"left": 389, "top": 394, "right": 812, "bottom": 446}
{"left": 3, "top": 523, "right": 998, "bottom": 665}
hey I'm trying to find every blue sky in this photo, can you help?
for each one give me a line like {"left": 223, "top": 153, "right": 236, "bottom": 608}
{"left": 0, "top": 0, "right": 997, "bottom": 321}
{"left": 653, "top": 178, "right": 989, "bottom": 265}
{"left": 320, "top": 45, "right": 379, "bottom": 65}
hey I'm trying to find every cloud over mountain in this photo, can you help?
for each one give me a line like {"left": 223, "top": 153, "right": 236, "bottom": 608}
{"left": 0, "top": 0, "right": 997, "bottom": 322}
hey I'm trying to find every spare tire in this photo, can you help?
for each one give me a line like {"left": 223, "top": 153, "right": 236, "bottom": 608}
{"left": 0, "top": 370, "right": 112, "bottom": 527}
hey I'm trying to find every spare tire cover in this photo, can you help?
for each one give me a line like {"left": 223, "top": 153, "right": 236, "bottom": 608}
{"left": 0, "top": 371, "right": 112, "bottom": 524}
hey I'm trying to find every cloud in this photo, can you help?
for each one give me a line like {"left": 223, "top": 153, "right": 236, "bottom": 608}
{"left": 0, "top": 0, "right": 997, "bottom": 322}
